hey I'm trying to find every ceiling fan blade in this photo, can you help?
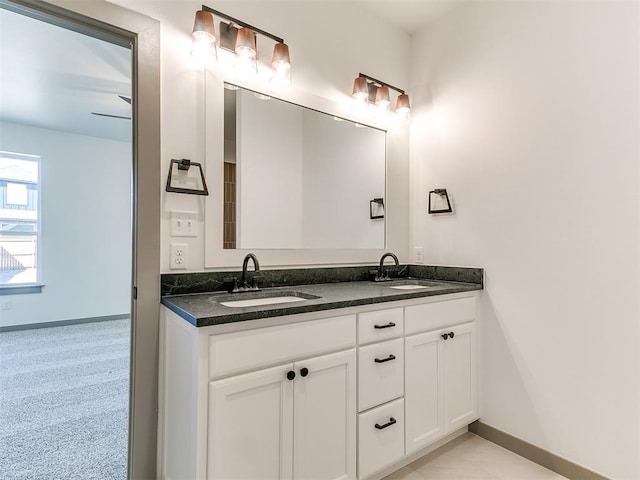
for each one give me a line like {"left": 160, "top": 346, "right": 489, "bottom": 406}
{"left": 91, "top": 112, "right": 131, "bottom": 120}
{"left": 118, "top": 95, "right": 132, "bottom": 105}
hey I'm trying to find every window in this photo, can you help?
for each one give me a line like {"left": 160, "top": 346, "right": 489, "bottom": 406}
{"left": 0, "top": 152, "right": 40, "bottom": 287}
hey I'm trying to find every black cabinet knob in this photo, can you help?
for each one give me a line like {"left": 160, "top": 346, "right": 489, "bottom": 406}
{"left": 441, "top": 333, "right": 449, "bottom": 340}
{"left": 448, "top": 332, "right": 455, "bottom": 339}
{"left": 300, "top": 367, "right": 309, "bottom": 377}
{"left": 286, "top": 370, "right": 296, "bottom": 381}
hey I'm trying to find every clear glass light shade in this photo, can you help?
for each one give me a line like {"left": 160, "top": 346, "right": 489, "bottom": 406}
{"left": 191, "top": 37, "right": 217, "bottom": 63}
{"left": 192, "top": 10, "right": 216, "bottom": 44}
{"left": 352, "top": 77, "right": 369, "bottom": 100}
{"left": 375, "top": 85, "right": 391, "bottom": 109}
{"left": 235, "top": 27, "right": 257, "bottom": 59}
{"left": 234, "top": 55, "right": 258, "bottom": 77}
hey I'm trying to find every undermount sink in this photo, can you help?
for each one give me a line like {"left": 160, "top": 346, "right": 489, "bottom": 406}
{"left": 388, "top": 284, "right": 431, "bottom": 290}
{"left": 385, "top": 279, "right": 444, "bottom": 290}
{"left": 217, "top": 291, "right": 321, "bottom": 308}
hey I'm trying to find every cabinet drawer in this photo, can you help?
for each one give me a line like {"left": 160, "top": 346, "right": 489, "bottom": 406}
{"left": 405, "top": 297, "right": 476, "bottom": 335}
{"left": 358, "top": 308, "right": 404, "bottom": 345}
{"left": 358, "top": 398, "right": 405, "bottom": 479}
{"left": 358, "top": 339, "right": 404, "bottom": 412}
{"left": 209, "top": 314, "right": 356, "bottom": 379}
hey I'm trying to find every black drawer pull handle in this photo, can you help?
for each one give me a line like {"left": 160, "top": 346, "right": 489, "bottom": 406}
{"left": 286, "top": 370, "right": 296, "bottom": 381}
{"left": 448, "top": 332, "right": 455, "bottom": 339}
{"left": 374, "top": 322, "right": 396, "bottom": 329}
{"left": 374, "top": 354, "right": 396, "bottom": 364}
{"left": 300, "top": 367, "right": 309, "bottom": 377}
{"left": 375, "top": 417, "right": 397, "bottom": 430}
{"left": 441, "top": 333, "right": 449, "bottom": 340}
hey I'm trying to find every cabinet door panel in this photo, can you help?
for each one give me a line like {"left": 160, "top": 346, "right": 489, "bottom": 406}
{"left": 405, "top": 330, "right": 444, "bottom": 454}
{"left": 209, "top": 364, "right": 294, "bottom": 480}
{"left": 294, "top": 349, "right": 356, "bottom": 480}
{"left": 444, "top": 322, "right": 477, "bottom": 432}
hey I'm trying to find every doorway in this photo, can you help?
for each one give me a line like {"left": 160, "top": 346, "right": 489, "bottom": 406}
{"left": 0, "top": 0, "right": 160, "bottom": 478}
{"left": 0, "top": 6, "right": 132, "bottom": 479}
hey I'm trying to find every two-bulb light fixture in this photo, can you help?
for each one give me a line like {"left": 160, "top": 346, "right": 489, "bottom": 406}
{"left": 351, "top": 73, "right": 411, "bottom": 122}
{"left": 191, "top": 5, "right": 292, "bottom": 87}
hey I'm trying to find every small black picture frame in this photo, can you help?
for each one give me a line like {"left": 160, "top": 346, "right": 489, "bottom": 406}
{"left": 370, "top": 198, "right": 384, "bottom": 219}
{"left": 428, "top": 189, "right": 452, "bottom": 214}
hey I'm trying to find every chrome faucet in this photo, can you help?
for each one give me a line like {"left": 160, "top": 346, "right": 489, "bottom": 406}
{"left": 375, "top": 252, "right": 399, "bottom": 282}
{"left": 239, "top": 253, "right": 261, "bottom": 290}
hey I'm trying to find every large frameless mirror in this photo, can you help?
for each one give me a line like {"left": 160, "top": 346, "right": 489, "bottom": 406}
{"left": 223, "top": 83, "right": 386, "bottom": 250}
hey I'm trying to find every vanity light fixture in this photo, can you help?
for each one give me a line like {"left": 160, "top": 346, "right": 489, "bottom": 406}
{"left": 192, "top": 5, "right": 292, "bottom": 86}
{"left": 351, "top": 73, "right": 411, "bottom": 118}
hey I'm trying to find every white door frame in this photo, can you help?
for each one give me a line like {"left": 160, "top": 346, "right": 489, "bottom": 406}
{"left": 0, "top": 1, "right": 161, "bottom": 478}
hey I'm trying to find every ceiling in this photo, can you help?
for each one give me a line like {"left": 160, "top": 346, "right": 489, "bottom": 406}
{"left": 352, "top": 0, "right": 466, "bottom": 34}
{"left": 0, "top": 2, "right": 462, "bottom": 144}
{"left": 0, "top": 8, "right": 132, "bottom": 143}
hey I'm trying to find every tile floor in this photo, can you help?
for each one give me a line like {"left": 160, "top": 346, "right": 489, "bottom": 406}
{"left": 384, "top": 433, "right": 567, "bottom": 480}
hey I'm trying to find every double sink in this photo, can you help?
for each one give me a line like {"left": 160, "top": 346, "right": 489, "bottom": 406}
{"left": 217, "top": 279, "right": 443, "bottom": 308}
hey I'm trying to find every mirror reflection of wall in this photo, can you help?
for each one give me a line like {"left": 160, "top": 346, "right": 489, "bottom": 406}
{"left": 223, "top": 84, "right": 386, "bottom": 250}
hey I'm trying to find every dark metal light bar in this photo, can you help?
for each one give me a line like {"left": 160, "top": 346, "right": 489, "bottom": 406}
{"left": 201, "top": 4, "right": 284, "bottom": 44}
{"left": 358, "top": 73, "right": 405, "bottom": 95}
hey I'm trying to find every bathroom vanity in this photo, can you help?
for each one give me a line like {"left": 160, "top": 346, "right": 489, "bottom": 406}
{"left": 159, "top": 272, "right": 481, "bottom": 480}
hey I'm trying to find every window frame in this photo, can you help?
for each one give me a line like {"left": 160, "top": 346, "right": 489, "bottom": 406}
{"left": 0, "top": 151, "right": 42, "bottom": 293}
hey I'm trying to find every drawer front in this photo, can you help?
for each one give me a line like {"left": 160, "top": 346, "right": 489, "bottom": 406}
{"left": 358, "top": 398, "right": 405, "bottom": 479}
{"left": 358, "top": 308, "right": 404, "bottom": 345}
{"left": 209, "top": 314, "right": 356, "bottom": 379}
{"left": 405, "top": 296, "right": 476, "bottom": 335}
{"left": 358, "top": 339, "right": 404, "bottom": 412}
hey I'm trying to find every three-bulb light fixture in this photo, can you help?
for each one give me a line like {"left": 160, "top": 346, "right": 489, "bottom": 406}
{"left": 351, "top": 73, "right": 411, "bottom": 121}
{"left": 191, "top": 6, "right": 292, "bottom": 87}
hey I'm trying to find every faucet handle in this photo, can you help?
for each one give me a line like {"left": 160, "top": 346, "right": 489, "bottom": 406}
{"left": 224, "top": 277, "right": 239, "bottom": 293}
{"left": 251, "top": 275, "right": 263, "bottom": 290}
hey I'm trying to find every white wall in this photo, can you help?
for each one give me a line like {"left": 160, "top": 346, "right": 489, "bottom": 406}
{"left": 410, "top": 2, "right": 639, "bottom": 478}
{"left": 237, "top": 88, "right": 303, "bottom": 248}
{"left": 301, "top": 110, "right": 385, "bottom": 249}
{"left": 107, "top": 0, "right": 410, "bottom": 271}
{"left": 0, "top": 122, "right": 131, "bottom": 328}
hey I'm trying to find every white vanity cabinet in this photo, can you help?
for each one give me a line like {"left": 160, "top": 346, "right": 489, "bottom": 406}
{"left": 160, "top": 310, "right": 356, "bottom": 480}
{"left": 160, "top": 291, "right": 479, "bottom": 480}
{"left": 356, "top": 308, "right": 406, "bottom": 478}
{"left": 404, "top": 297, "right": 478, "bottom": 456}
{"left": 209, "top": 349, "right": 356, "bottom": 480}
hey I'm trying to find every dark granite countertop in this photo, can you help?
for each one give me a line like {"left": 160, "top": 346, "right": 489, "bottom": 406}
{"left": 161, "top": 276, "right": 482, "bottom": 328}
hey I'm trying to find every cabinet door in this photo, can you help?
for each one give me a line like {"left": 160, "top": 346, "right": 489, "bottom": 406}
{"left": 209, "top": 363, "right": 294, "bottom": 480}
{"left": 443, "top": 322, "right": 477, "bottom": 433}
{"left": 293, "top": 349, "right": 356, "bottom": 480}
{"left": 405, "top": 330, "right": 444, "bottom": 454}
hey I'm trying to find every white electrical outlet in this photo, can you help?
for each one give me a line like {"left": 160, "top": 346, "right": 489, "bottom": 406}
{"left": 1, "top": 299, "right": 12, "bottom": 310}
{"left": 415, "top": 246, "right": 424, "bottom": 264}
{"left": 170, "top": 211, "right": 198, "bottom": 237}
{"left": 170, "top": 243, "right": 188, "bottom": 270}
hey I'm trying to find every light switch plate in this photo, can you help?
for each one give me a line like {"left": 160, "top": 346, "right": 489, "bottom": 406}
{"left": 415, "top": 246, "right": 424, "bottom": 264}
{"left": 170, "top": 211, "right": 198, "bottom": 237}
